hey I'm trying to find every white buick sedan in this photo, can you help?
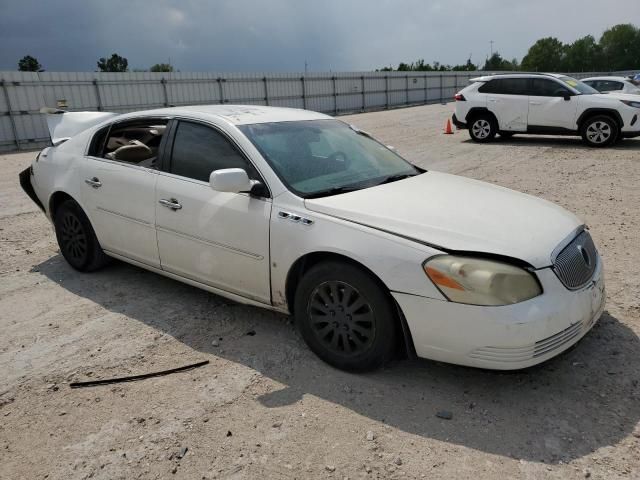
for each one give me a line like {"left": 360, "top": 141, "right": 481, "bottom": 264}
{"left": 20, "top": 105, "right": 605, "bottom": 371}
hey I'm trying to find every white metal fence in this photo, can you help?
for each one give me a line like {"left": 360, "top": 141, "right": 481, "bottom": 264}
{"left": 0, "top": 69, "right": 636, "bottom": 152}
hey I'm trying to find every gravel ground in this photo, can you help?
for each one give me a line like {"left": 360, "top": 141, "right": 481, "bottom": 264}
{"left": 1, "top": 103, "right": 639, "bottom": 480}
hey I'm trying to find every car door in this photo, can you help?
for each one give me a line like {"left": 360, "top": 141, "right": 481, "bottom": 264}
{"left": 480, "top": 78, "right": 530, "bottom": 131}
{"left": 527, "top": 78, "right": 578, "bottom": 130}
{"left": 80, "top": 118, "right": 167, "bottom": 268}
{"left": 155, "top": 119, "right": 272, "bottom": 304}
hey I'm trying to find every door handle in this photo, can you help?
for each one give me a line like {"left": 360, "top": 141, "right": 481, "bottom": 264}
{"left": 159, "top": 198, "right": 182, "bottom": 210}
{"left": 84, "top": 177, "right": 102, "bottom": 188}
{"left": 529, "top": 101, "right": 542, "bottom": 105}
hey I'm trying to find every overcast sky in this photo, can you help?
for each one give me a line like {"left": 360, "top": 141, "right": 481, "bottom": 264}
{"left": 1, "top": 0, "right": 638, "bottom": 72}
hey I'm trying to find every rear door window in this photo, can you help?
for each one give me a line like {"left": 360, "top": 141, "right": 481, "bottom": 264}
{"left": 478, "top": 78, "right": 529, "bottom": 95}
{"left": 98, "top": 119, "right": 168, "bottom": 168}
{"left": 598, "top": 80, "right": 624, "bottom": 92}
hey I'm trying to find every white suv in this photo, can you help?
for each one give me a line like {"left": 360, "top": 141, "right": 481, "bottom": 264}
{"left": 452, "top": 73, "right": 640, "bottom": 147}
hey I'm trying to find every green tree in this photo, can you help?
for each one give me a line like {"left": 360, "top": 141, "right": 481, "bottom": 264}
{"left": 482, "top": 52, "right": 517, "bottom": 71}
{"left": 521, "top": 37, "right": 566, "bottom": 71}
{"left": 599, "top": 24, "right": 640, "bottom": 71}
{"left": 452, "top": 59, "right": 478, "bottom": 71}
{"left": 150, "top": 63, "right": 174, "bottom": 72}
{"left": 18, "top": 55, "right": 42, "bottom": 72}
{"left": 564, "top": 35, "right": 603, "bottom": 72}
{"left": 97, "top": 53, "right": 128, "bottom": 72}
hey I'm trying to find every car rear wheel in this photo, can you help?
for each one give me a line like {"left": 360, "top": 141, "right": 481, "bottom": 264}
{"left": 469, "top": 115, "right": 497, "bottom": 142}
{"left": 54, "top": 199, "right": 109, "bottom": 272}
{"left": 581, "top": 115, "right": 618, "bottom": 148}
{"left": 294, "top": 261, "right": 397, "bottom": 371}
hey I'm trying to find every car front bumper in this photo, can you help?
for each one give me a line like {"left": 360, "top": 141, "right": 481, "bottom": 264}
{"left": 393, "top": 260, "right": 605, "bottom": 370}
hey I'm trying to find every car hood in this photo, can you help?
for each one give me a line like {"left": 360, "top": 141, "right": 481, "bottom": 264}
{"left": 304, "top": 172, "right": 582, "bottom": 268}
{"left": 596, "top": 92, "right": 640, "bottom": 100}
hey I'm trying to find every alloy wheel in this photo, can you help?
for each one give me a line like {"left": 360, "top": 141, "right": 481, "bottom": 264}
{"left": 307, "top": 280, "right": 375, "bottom": 356}
{"left": 60, "top": 212, "right": 88, "bottom": 262}
{"left": 586, "top": 121, "right": 612, "bottom": 144}
{"left": 472, "top": 119, "right": 491, "bottom": 139}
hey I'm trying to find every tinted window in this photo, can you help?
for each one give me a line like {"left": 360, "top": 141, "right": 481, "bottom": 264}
{"left": 170, "top": 121, "right": 257, "bottom": 182}
{"left": 530, "top": 78, "right": 570, "bottom": 96}
{"left": 598, "top": 80, "right": 624, "bottom": 92}
{"left": 478, "top": 78, "right": 529, "bottom": 95}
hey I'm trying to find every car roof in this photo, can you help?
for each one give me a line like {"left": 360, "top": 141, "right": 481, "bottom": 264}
{"left": 470, "top": 72, "right": 566, "bottom": 82}
{"left": 581, "top": 76, "right": 629, "bottom": 82}
{"left": 114, "top": 104, "right": 332, "bottom": 125}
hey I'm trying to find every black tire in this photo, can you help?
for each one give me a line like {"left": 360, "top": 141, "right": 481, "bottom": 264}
{"left": 580, "top": 115, "right": 619, "bottom": 148}
{"left": 54, "top": 199, "right": 109, "bottom": 272}
{"left": 468, "top": 114, "right": 498, "bottom": 142}
{"left": 294, "top": 261, "right": 397, "bottom": 371}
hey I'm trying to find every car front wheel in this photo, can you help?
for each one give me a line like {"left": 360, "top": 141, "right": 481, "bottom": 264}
{"left": 581, "top": 115, "right": 619, "bottom": 147}
{"left": 469, "top": 115, "right": 497, "bottom": 142}
{"left": 294, "top": 261, "right": 397, "bottom": 371}
{"left": 54, "top": 198, "right": 109, "bottom": 272}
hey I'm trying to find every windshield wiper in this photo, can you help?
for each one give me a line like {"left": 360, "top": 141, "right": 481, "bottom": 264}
{"left": 304, "top": 185, "right": 364, "bottom": 199}
{"left": 375, "top": 173, "right": 418, "bottom": 186}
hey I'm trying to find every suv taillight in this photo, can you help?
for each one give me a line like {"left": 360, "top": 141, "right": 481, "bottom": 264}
{"left": 454, "top": 93, "right": 466, "bottom": 101}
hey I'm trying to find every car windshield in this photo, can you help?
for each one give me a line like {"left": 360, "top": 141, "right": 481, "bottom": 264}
{"left": 239, "top": 119, "right": 420, "bottom": 198}
{"left": 558, "top": 76, "right": 599, "bottom": 95}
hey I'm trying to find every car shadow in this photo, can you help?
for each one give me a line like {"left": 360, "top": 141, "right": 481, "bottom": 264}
{"left": 463, "top": 136, "right": 640, "bottom": 150}
{"left": 33, "top": 255, "right": 640, "bottom": 464}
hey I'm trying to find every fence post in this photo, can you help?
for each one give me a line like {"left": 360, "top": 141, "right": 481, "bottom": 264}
{"left": 424, "top": 74, "right": 428, "bottom": 104}
{"left": 93, "top": 79, "right": 103, "bottom": 111}
{"left": 1, "top": 80, "right": 20, "bottom": 150}
{"left": 301, "top": 76, "right": 307, "bottom": 109}
{"left": 217, "top": 78, "right": 224, "bottom": 104}
{"left": 405, "top": 75, "right": 409, "bottom": 105}
{"left": 440, "top": 74, "right": 444, "bottom": 103}
{"left": 332, "top": 76, "right": 337, "bottom": 115}
{"left": 385, "top": 75, "right": 389, "bottom": 109}
{"left": 361, "top": 75, "right": 366, "bottom": 112}
{"left": 160, "top": 78, "right": 169, "bottom": 107}
{"left": 263, "top": 77, "right": 269, "bottom": 106}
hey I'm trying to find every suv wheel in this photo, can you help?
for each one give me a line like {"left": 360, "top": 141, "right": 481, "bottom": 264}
{"left": 469, "top": 115, "right": 497, "bottom": 142}
{"left": 294, "top": 261, "right": 397, "bottom": 371}
{"left": 581, "top": 115, "right": 618, "bottom": 148}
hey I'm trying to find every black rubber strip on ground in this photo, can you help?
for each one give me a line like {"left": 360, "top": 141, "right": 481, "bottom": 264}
{"left": 69, "top": 360, "right": 210, "bottom": 388}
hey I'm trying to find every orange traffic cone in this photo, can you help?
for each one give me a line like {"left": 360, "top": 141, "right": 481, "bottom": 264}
{"left": 444, "top": 118, "right": 454, "bottom": 135}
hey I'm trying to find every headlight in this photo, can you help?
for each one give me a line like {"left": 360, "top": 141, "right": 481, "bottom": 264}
{"left": 423, "top": 255, "right": 542, "bottom": 306}
{"left": 620, "top": 100, "right": 640, "bottom": 108}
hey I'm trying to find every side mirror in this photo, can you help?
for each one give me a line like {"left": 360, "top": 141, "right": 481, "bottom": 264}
{"left": 563, "top": 93, "right": 572, "bottom": 101}
{"left": 209, "top": 168, "right": 253, "bottom": 193}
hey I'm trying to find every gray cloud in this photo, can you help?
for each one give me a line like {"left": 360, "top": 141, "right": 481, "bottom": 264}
{"left": 1, "top": 0, "right": 638, "bottom": 72}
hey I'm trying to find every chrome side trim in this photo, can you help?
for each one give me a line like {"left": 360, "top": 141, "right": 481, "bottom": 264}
{"left": 278, "top": 211, "right": 314, "bottom": 225}
{"left": 156, "top": 225, "right": 263, "bottom": 260}
{"left": 96, "top": 207, "right": 153, "bottom": 227}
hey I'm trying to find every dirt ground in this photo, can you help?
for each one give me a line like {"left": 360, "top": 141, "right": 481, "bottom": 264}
{"left": 1, "top": 103, "right": 639, "bottom": 480}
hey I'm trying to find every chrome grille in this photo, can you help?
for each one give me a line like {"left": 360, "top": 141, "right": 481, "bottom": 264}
{"left": 553, "top": 230, "right": 598, "bottom": 290}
